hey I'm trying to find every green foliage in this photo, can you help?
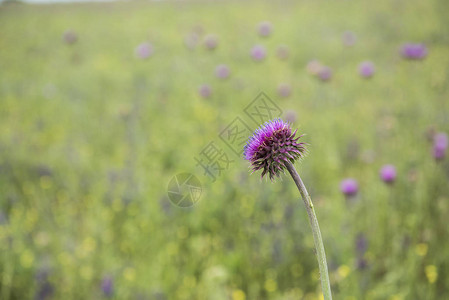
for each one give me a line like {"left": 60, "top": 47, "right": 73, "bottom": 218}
{"left": 0, "top": 0, "right": 448, "bottom": 299}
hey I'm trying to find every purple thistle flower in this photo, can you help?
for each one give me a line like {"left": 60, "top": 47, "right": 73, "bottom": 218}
{"left": 401, "top": 43, "right": 428, "bottom": 60}
{"left": 434, "top": 132, "right": 448, "bottom": 149}
{"left": 257, "top": 21, "right": 273, "bottom": 37}
{"left": 276, "top": 45, "right": 289, "bottom": 60}
{"left": 277, "top": 83, "right": 292, "bottom": 98}
{"left": 244, "top": 120, "right": 332, "bottom": 298}
{"left": 250, "top": 45, "right": 266, "bottom": 61}
{"left": 215, "top": 64, "right": 230, "bottom": 79}
{"left": 380, "top": 164, "right": 396, "bottom": 184}
{"left": 433, "top": 147, "right": 446, "bottom": 160}
{"left": 135, "top": 42, "right": 153, "bottom": 59}
{"left": 318, "top": 66, "right": 332, "bottom": 82}
{"left": 358, "top": 61, "right": 375, "bottom": 78}
{"left": 198, "top": 84, "right": 212, "bottom": 98}
{"left": 340, "top": 178, "right": 358, "bottom": 197}
{"left": 433, "top": 132, "right": 448, "bottom": 160}
{"left": 101, "top": 276, "right": 114, "bottom": 297}
{"left": 62, "top": 30, "right": 78, "bottom": 45}
{"left": 243, "top": 119, "right": 307, "bottom": 180}
{"left": 342, "top": 31, "right": 357, "bottom": 47}
{"left": 203, "top": 34, "right": 219, "bottom": 50}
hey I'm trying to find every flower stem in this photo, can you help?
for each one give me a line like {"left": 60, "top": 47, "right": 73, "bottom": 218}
{"left": 284, "top": 161, "right": 332, "bottom": 300}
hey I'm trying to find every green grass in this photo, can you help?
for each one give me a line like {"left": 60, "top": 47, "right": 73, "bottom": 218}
{"left": 1, "top": 0, "right": 449, "bottom": 299}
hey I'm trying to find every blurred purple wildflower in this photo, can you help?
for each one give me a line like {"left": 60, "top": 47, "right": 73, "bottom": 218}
{"left": 277, "top": 83, "right": 291, "bottom": 98}
{"left": 198, "top": 84, "right": 212, "bottom": 99}
{"left": 342, "top": 31, "right": 357, "bottom": 47}
{"left": 135, "top": 42, "right": 153, "bottom": 59}
{"left": 101, "top": 276, "right": 114, "bottom": 297}
{"left": 340, "top": 178, "right": 358, "bottom": 197}
{"left": 243, "top": 119, "right": 307, "bottom": 180}
{"left": 203, "top": 34, "right": 219, "bottom": 50}
{"left": 433, "top": 132, "right": 448, "bottom": 160}
{"left": 283, "top": 110, "right": 297, "bottom": 123}
{"left": 318, "top": 66, "right": 332, "bottom": 82}
{"left": 434, "top": 132, "right": 448, "bottom": 149}
{"left": 434, "top": 146, "right": 446, "bottom": 161}
{"left": 215, "top": 64, "right": 230, "bottom": 79}
{"left": 380, "top": 164, "right": 397, "bottom": 184}
{"left": 257, "top": 21, "right": 273, "bottom": 37}
{"left": 62, "top": 29, "right": 78, "bottom": 45}
{"left": 401, "top": 43, "right": 428, "bottom": 60}
{"left": 250, "top": 45, "right": 266, "bottom": 61}
{"left": 276, "top": 45, "right": 289, "bottom": 60}
{"left": 306, "top": 60, "right": 323, "bottom": 76}
{"left": 359, "top": 61, "right": 375, "bottom": 78}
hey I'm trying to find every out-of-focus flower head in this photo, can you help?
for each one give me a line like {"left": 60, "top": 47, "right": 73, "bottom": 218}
{"left": 277, "top": 83, "right": 292, "bottom": 98}
{"left": 380, "top": 164, "right": 397, "bottom": 184}
{"left": 135, "top": 42, "right": 154, "bottom": 59}
{"left": 340, "top": 178, "right": 358, "bottom": 197}
{"left": 257, "top": 21, "right": 273, "bottom": 37}
{"left": 283, "top": 110, "right": 297, "bottom": 124}
{"left": 101, "top": 276, "right": 113, "bottom": 297}
{"left": 401, "top": 43, "right": 428, "bottom": 60}
{"left": 359, "top": 61, "right": 375, "bottom": 78}
{"left": 250, "top": 45, "right": 267, "bottom": 61}
{"left": 203, "top": 34, "right": 219, "bottom": 50}
{"left": 318, "top": 66, "right": 333, "bottom": 82}
{"left": 63, "top": 29, "right": 78, "bottom": 45}
{"left": 198, "top": 84, "right": 212, "bottom": 99}
{"left": 215, "top": 64, "right": 230, "bottom": 79}
{"left": 306, "top": 60, "right": 322, "bottom": 76}
{"left": 433, "top": 132, "right": 448, "bottom": 161}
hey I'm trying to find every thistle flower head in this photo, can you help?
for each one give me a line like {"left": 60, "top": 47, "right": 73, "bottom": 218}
{"left": 250, "top": 45, "right": 267, "bottom": 61}
{"left": 203, "top": 34, "right": 219, "bottom": 50}
{"left": 380, "top": 164, "right": 396, "bottom": 184}
{"left": 318, "top": 66, "right": 332, "bottom": 82}
{"left": 243, "top": 119, "right": 307, "bottom": 180}
{"left": 401, "top": 43, "right": 428, "bottom": 60}
{"left": 101, "top": 276, "right": 113, "bottom": 297}
{"left": 433, "top": 132, "right": 448, "bottom": 161}
{"left": 62, "top": 29, "right": 78, "bottom": 45}
{"left": 198, "top": 84, "right": 212, "bottom": 98}
{"left": 215, "top": 64, "right": 230, "bottom": 79}
{"left": 257, "top": 21, "right": 273, "bottom": 37}
{"left": 359, "top": 61, "right": 375, "bottom": 78}
{"left": 340, "top": 178, "right": 358, "bottom": 197}
{"left": 277, "top": 83, "right": 292, "bottom": 98}
{"left": 135, "top": 42, "right": 153, "bottom": 59}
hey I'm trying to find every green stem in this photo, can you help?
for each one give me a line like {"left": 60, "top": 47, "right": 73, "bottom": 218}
{"left": 284, "top": 161, "right": 332, "bottom": 300}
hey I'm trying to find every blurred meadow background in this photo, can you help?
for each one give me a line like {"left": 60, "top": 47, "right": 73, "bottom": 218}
{"left": 1, "top": 0, "right": 449, "bottom": 299}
